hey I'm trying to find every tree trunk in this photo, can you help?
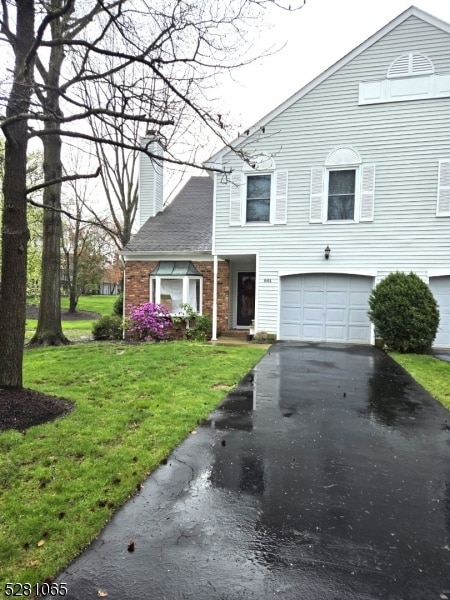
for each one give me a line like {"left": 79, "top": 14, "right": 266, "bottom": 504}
{"left": 28, "top": 122, "right": 69, "bottom": 346}
{"left": 28, "top": 4, "right": 69, "bottom": 346}
{"left": 0, "top": 1, "right": 35, "bottom": 388}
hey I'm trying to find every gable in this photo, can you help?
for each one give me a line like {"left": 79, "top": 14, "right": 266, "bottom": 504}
{"left": 207, "top": 7, "right": 450, "bottom": 167}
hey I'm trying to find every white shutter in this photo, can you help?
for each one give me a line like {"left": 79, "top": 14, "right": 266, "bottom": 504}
{"left": 437, "top": 160, "right": 450, "bottom": 217}
{"left": 360, "top": 164, "right": 376, "bottom": 222}
{"left": 229, "top": 170, "right": 244, "bottom": 225}
{"left": 274, "top": 170, "right": 288, "bottom": 224}
{"left": 309, "top": 168, "right": 324, "bottom": 223}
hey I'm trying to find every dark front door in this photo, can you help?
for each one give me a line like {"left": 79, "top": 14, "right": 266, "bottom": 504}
{"left": 237, "top": 272, "right": 255, "bottom": 326}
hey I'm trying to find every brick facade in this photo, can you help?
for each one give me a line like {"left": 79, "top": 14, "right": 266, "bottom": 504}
{"left": 124, "top": 259, "right": 230, "bottom": 334}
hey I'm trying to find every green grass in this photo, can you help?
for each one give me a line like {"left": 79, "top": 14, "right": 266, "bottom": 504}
{"left": 26, "top": 295, "right": 117, "bottom": 342}
{"left": 391, "top": 352, "right": 450, "bottom": 410}
{"left": 0, "top": 341, "right": 267, "bottom": 588}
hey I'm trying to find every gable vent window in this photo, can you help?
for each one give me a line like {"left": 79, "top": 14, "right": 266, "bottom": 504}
{"left": 150, "top": 261, "right": 202, "bottom": 314}
{"left": 359, "top": 53, "right": 450, "bottom": 105}
{"left": 387, "top": 53, "right": 434, "bottom": 78}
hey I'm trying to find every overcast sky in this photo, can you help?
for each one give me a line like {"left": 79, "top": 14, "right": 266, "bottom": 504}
{"left": 219, "top": 0, "right": 450, "bottom": 133}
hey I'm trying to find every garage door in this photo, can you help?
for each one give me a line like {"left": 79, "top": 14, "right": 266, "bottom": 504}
{"left": 280, "top": 274, "right": 373, "bottom": 343}
{"left": 429, "top": 276, "right": 450, "bottom": 348}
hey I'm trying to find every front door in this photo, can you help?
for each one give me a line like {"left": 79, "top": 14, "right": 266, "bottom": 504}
{"left": 236, "top": 272, "right": 255, "bottom": 326}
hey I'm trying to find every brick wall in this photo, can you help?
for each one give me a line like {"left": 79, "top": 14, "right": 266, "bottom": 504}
{"left": 124, "top": 260, "right": 230, "bottom": 334}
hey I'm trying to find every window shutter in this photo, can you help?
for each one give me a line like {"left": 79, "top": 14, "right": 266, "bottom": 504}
{"left": 274, "top": 170, "right": 288, "bottom": 224}
{"left": 310, "top": 168, "right": 324, "bottom": 223}
{"left": 229, "top": 170, "right": 244, "bottom": 225}
{"left": 360, "top": 164, "right": 376, "bottom": 222}
{"left": 437, "top": 160, "right": 450, "bottom": 217}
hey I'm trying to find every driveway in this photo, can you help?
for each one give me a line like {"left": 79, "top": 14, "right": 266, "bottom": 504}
{"left": 51, "top": 344, "right": 450, "bottom": 600}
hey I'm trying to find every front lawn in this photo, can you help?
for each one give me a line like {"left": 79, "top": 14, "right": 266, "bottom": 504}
{"left": 391, "top": 352, "right": 450, "bottom": 410}
{"left": 0, "top": 341, "right": 267, "bottom": 587}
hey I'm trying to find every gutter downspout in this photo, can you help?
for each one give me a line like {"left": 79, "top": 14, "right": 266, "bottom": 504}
{"left": 212, "top": 254, "right": 218, "bottom": 341}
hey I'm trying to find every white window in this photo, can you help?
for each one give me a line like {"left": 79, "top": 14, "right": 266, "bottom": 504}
{"left": 326, "top": 169, "right": 357, "bottom": 221}
{"left": 310, "top": 147, "right": 375, "bottom": 223}
{"left": 229, "top": 168, "right": 288, "bottom": 226}
{"left": 150, "top": 261, "right": 202, "bottom": 314}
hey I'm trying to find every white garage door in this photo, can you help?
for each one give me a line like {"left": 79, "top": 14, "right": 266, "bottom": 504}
{"left": 429, "top": 276, "right": 450, "bottom": 348}
{"left": 280, "top": 274, "right": 373, "bottom": 343}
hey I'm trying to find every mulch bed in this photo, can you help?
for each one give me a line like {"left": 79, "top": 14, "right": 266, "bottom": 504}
{"left": 0, "top": 387, "right": 74, "bottom": 432}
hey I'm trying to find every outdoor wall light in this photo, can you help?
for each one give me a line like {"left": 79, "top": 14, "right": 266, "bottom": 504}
{"left": 324, "top": 246, "right": 331, "bottom": 260}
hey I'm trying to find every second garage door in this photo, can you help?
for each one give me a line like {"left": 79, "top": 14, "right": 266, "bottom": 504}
{"left": 429, "top": 276, "right": 450, "bottom": 349}
{"left": 280, "top": 273, "right": 373, "bottom": 343}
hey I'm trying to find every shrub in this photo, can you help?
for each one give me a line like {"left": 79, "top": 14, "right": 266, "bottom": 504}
{"left": 171, "top": 303, "right": 212, "bottom": 341}
{"left": 112, "top": 293, "right": 123, "bottom": 316}
{"left": 368, "top": 272, "right": 439, "bottom": 353}
{"left": 127, "top": 302, "right": 172, "bottom": 341}
{"left": 92, "top": 315, "right": 123, "bottom": 340}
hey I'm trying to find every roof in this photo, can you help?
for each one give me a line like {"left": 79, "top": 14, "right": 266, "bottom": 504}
{"left": 206, "top": 5, "right": 450, "bottom": 166}
{"left": 124, "top": 175, "right": 213, "bottom": 254}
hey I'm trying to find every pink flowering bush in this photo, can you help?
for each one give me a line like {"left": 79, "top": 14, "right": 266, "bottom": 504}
{"left": 127, "top": 302, "right": 172, "bottom": 341}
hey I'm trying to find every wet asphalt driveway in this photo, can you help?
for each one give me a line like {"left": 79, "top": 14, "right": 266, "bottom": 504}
{"left": 52, "top": 343, "right": 450, "bottom": 600}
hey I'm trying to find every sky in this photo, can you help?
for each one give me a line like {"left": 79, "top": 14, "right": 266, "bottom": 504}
{"left": 218, "top": 0, "right": 450, "bottom": 135}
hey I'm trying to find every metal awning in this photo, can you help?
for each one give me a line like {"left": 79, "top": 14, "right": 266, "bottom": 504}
{"left": 150, "top": 261, "right": 202, "bottom": 276}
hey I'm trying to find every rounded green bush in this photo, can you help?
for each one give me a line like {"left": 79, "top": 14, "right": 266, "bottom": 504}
{"left": 112, "top": 293, "right": 123, "bottom": 316}
{"left": 368, "top": 271, "right": 439, "bottom": 353}
{"left": 92, "top": 315, "right": 123, "bottom": 340}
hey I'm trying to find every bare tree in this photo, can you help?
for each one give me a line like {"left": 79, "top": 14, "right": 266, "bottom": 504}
{"left": 0, "top": 0, "right": 305, "bottom": 388}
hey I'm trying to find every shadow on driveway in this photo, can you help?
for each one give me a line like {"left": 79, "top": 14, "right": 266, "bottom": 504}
{"left": 53, "top": 343, "right": 450, "bottom": 600}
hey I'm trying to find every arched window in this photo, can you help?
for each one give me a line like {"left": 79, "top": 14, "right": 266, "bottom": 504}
{"left": 310, "top": 147, "right": 375, "bottom": 223}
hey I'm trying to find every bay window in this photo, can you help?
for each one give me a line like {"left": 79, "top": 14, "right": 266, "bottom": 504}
{"left": 150, "top": 261, "right": 202, "bottom": 314}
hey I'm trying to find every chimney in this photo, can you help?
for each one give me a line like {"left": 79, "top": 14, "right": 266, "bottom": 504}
{"left": 138, "top": 132, "right": 164, "bottom": 228}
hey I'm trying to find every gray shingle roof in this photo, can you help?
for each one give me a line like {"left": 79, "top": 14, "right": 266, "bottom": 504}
{"left": 124, "top": 175, "right": 213, "bottom": 253}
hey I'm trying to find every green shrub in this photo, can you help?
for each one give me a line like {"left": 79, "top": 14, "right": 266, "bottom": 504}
{"left": 171, "top": 303, "right": 212, "bottom": 341}
{"left": 92, "top": 315, "right": 123, "bottom": 340}
{"left": 368, "top": 272, "right": 439, "bottom": 353}
{"left": 112, "top": 293, "right": 123, "bottom": 316}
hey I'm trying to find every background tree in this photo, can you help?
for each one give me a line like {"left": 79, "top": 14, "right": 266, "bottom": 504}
{"left": 61, "top": 175, "right": 118, "bottom": 311}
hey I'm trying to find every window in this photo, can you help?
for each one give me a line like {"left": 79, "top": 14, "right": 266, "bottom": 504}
{"left": 327, "top": 169, "right": 356, "bottom": 220}
{"left": 309, "top": 147, "right": 375, "bottom": 224}
{"left": 150, "top": 261, "right": 202, "bottom": 314}
{"left": 229, "top": 169, "right": 288, "bottom": 226}
{"left": 246, "top": 174, "right": 271, "bottom": 222}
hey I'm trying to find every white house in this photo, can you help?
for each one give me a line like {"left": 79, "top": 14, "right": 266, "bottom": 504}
{"left": 123, "top": 5, "right": 450, "bottom": 348}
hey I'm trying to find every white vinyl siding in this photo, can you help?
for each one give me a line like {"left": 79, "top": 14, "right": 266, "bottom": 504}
{"left": 436, "top": 160, "right": 450, "bottom": 216}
